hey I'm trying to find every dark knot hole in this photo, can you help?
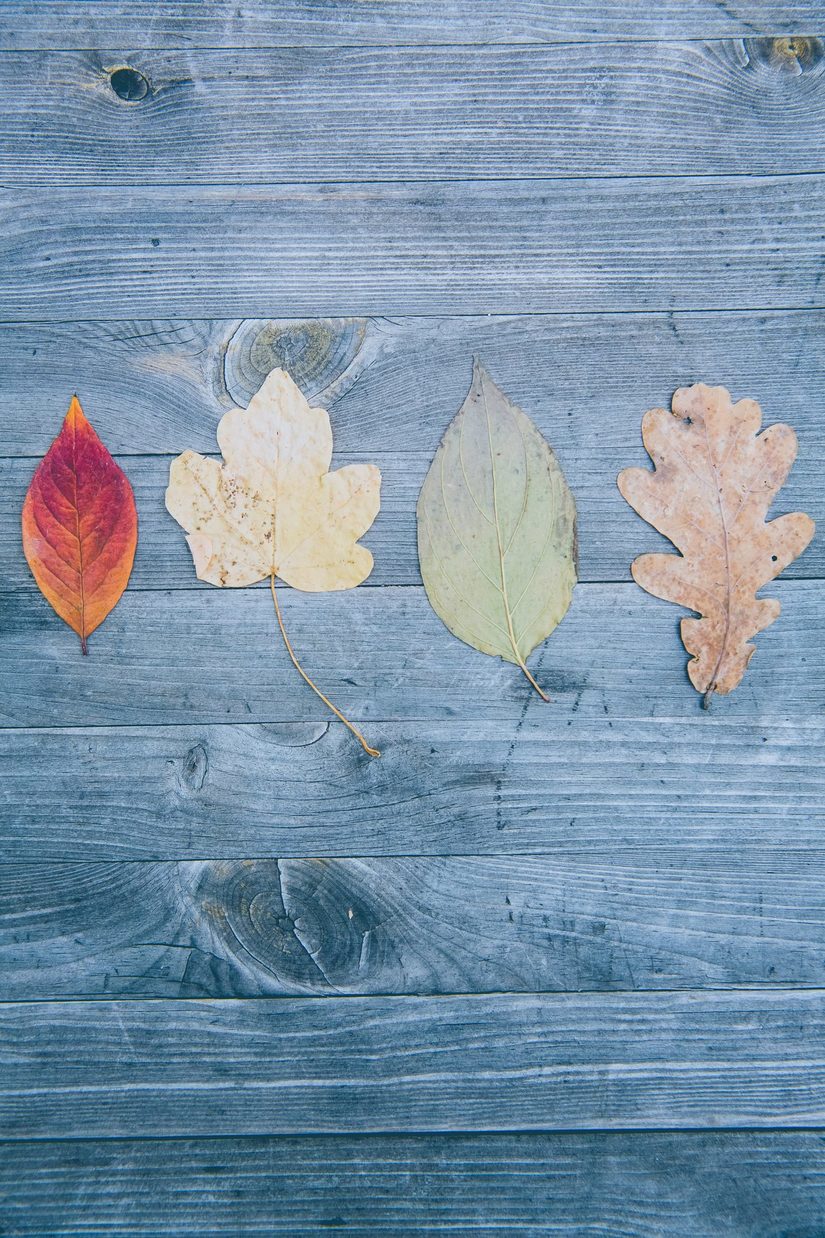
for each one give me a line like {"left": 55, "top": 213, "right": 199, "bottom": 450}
{"left": 110, "top": 67, "right": 149, "bottom": 102}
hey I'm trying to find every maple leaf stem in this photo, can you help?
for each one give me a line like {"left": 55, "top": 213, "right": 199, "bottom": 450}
{"left": 269, "top": 573, "right": 380, "bottom": 758}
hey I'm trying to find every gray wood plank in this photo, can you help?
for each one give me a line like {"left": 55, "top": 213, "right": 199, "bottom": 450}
{"left": 3, "top": 315, "right": 821, "bottom": 583}
{"left": 1, "top": 715, "right": 822, "bottom": 860}
{"left": 1, "top": 452, "right": 432, "bottom": 591}
{"left": 2, "top": 1131, "right": 824, "bottom": 1236}
{"left": 1, "top": 1, "right": 820, "bottom": 48}
{"left": 3, "top": 177, "right": 824, "bottom": 319}
{"left": 3, "top": 989, "right": 825, "bottom": 1136}
{"left": 1, "top": 582, "right": 822, "bottom": 727}
{"left": 4, "top": 854, "right": 825, "bottom": 999}
{"left": 5, "top": 442, "right": 822, "bottom": 589}
{"left": 2, "top": 312, "right": 823, "bottom": 458}
{"left": 4, "top": 43, "right": 825, "bottom": 185}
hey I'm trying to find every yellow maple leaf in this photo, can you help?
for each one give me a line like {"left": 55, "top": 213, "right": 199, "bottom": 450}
{"left": 166, "top": 367, "right": 381, "bottom": 755}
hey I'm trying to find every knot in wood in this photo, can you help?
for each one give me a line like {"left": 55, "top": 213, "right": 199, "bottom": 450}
{"left": 180, "top": 742, "right": 208, "bottom": 792}
{"left": 747, "top": 36, "right": 823, "bottom": 73}
{"left": 192, "top": 859, "right": 377, "bottom": 991}
{"left": 109, "top": 66, "right": 150, "bottom": 102}
{"left": 223, "top": 318, "right": 369, "bottom": 409}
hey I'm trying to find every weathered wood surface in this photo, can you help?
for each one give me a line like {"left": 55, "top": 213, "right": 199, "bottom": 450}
{"left": 3, "top": 314, "right": 821, "bottom": 588}
{"left": 4, "top": 42, "right": 825, "bottom": 184}
{"left": 3, "top": 2, "right": 820, "bottom": 48}
{"left": 2, "top": 312, "right": 823, "bottom": 457}
{"left": 4, "top": 445, "right": 822, "bottom": 590}
{"left": 3, "top": 0, "right": 825, "bottom": 1228}
{"left": 3, "top": 990, "right": 825, "bottom": 1137}
{"left": 1, "top": 582, "right": 821, "bottom": 726}
{"left": 4, "top": 177, "right": 824, "bottom": 319}
{"left": 2, "top": 1131, "right": 824, "bottom": 1237}
{"left": 4, "top": 854, "right": 825, "bottom": 998}
{"left": 2, "top": 716, "right": 822, "bottom": 860}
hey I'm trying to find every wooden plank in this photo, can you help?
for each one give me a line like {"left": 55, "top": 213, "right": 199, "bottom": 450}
{"left": 0, "top": 452, "right": 431, "bottom": 592}
{"left": 4, "top": 854, "right": 825, "bottom": 999}
{"left": 2, "top": 312, "right": 823, "bottom": 458}
{"left": 0, "top": 2, "right": 819, "bottom": 48}
{"left": 4, "top": 43, "right": 825, "bottom": 185}
{"left": 0, "top": 581, "right": 822, "bottom": 727}
{"left": 3, "top": 989, "right": 825, "bottom": 1136}
{"left": 3, "top": 314, "right": 821, "bottom": 585}
{"left": 4, "top": 443, "right": 822, "bottom": 590}
{"left": 1, "top": 715, "right": 822, "bottom": 860}
{"left": 2, "top": 1131, "right": 824, "bottom": 1236}
{"left": 3, "top": 177, "right": 824, "bottom": 319}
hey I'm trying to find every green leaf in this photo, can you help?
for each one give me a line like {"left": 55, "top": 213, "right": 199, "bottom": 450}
{"left": 417, "top": 358, "right": 577, "bottom": 699}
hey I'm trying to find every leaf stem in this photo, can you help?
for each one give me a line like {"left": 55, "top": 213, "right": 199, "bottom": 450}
{"left": 269, "top": 573, "right": 380, "bottom": 758}
{"left": 516, "top": 657, "right": 550, "bottom": 702}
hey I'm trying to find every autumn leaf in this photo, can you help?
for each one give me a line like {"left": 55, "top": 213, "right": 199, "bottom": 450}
{"left": 21, "top": 396, "right": 138, "bottom": 654}
{"left": 166, "top": 367, "right": 381, "bottom": 755}
{"left": 618, "top": 383, "right": 815, "bottom": 704}
{"left": 417, "top": 358, "right": 577, "bottom": 700}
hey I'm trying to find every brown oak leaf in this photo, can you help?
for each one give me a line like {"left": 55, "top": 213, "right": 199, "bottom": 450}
{"left": 618, "top": 383, "right": 814, "bottom": 704}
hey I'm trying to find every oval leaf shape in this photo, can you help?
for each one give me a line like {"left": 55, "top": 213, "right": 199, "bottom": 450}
{"left": 21, "top": 396, "right": 138, "bottom": 654}
{"left": 417, "top": 359, "right": 577, "bottom": 699}
{"left": 618, "top": 382, "right": 815, "bottom": 704}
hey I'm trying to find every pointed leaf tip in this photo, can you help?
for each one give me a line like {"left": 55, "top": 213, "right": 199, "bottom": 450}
{"left": 66, "top": 393, "right": 84, "bottom": 421}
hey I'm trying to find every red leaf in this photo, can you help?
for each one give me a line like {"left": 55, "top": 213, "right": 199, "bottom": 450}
{"left": 21, "top": 396, "right": 138, "bottom": 653}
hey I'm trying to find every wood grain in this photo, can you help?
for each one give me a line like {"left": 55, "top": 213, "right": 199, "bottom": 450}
{"left": 3, "top": 855, "right": 825, "bottom": 999}
{"left": 1, "top": 1, "right": 820, "bottom": 48}
{"left": 2, "top": 1131, "right": 824, "bottom": 1236}
{"left": 1, "top": 716, "right": 822, "bottom": 860}
{"left": 4, "top": 177, "right": 824, "bottom": 319}
{"left": 2, "top": 313, "right": 823, "bottom": 458}
{"left": 3, "top": 0, "right": 824, "bottom": 1222}
{"left": 1, "top": 582, "right": 821, "bottom": 727}
{"left": 4, "top": 445, "right": 822, "bottom": 590}
{"left": 4, "top": 42, "right": 824, "bottom": 184}
{"left": 3, "top": 989, "right": 825, "bottom": 1137}
{"left": 3, "top": 315, "right": 821, "bottom": 585}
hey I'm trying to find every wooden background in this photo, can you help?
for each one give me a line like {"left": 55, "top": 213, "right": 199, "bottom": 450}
{"left": 1, "top": 2, "right": 825, "bottom": 1233}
